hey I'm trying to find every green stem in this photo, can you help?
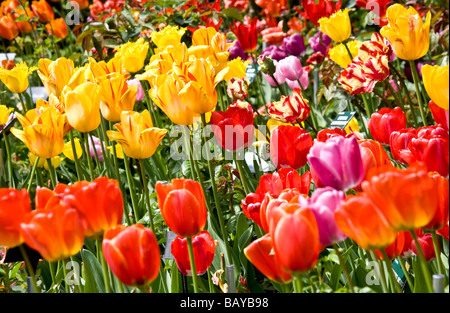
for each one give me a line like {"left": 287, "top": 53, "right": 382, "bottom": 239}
{"left": 251, "top": 54, "right": 267, "bottom": 107}
{"left": 27, "top": 156, "right": 40, "bottom": 192}
{"left": 83, "top": 132, "right": 95, "bottom": 181}
{"left": 3, "top": 131, "right": 14, "bottom": 188}
{"left": 408, "top": 60, "right": 428, "bottom": 126}
{"left": 201, "top": 114, "right": 232, "bottom": 265}
{"left": 410, "top": 230, "right": 434, "bottom": 293}
{"left": 234, "top": 153, "right": 250, "bottom": 195}
{"left": 397, "top": 256, "right": 414, "bottom": 291}
{"left": 97, "top": 239, "right": 112, "bottom": 293}
{"left": 369, "top": 250, "right": 389, "bottom": 293}
{"left": 139, "top": 158, "right": 155, "bottom": 230}
{"left": 62, "top": 259, "right": 70, "bottom": 293}
{"left": 381, "top": 249, "right": 402, "bottom": 293}
{"left": 97, "top": 124, "right": 112, "bottom": 177}
{"left": 333, "top": 243, "right": 355, "bottom": 293}
{"left": 391, "top": 65, "right": 418, "bottom": 127}
{"left": 46, "top": 158, "right": 58, "bottom": 189}
{"left": 186, "top": 237, "right": 199, "bottom": 293}
{"left": 19, "top": 92, "right": 29, "bottom": 113}
{"left": 123, "top": 153, "right": 139, "bottom": 223}
{"left": 293, "top": 275, "right": 303, "bottom": 293}
{"left": 430, "top": 230, "right": 446, "bottom": 279}
{"left": 69, "top": 130, "right": 83, "bottom": 181}
{"left": 19, "top": 245, "right": 39, "bottom": 293}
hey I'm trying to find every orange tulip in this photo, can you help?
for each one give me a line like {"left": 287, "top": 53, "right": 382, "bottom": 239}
{"left": 423, "top": 172, "right": 449, "bottom": 232}
{"left": 272, "top": 206, "right": 320, "bottom": 274}
{"left": 244, "top": 234, "right": 293, "bottom": 284}
{"left": 375, "top": 231, "right": 406, "bottom": 260}
{"left": 52, "top": 177, "right": 124, "bottom": 239}
{"left": 155, "top": 179, "right": 207, "bottom": 237}
{"left": 361, "top": 164, "right": 439, "bottom": 231}
{"left": 20, "top": 195, "right": 87, "bottom": 262}
{"left": 102, "top": 224, "right": 160, "bottom": 287}
{"left": 32, "top": 0, "right": 55, "bottom": 23}
{"left": 0, "top": 188, "right": 32, "bottom": 248}
{"left": 45, "top": 18, "right": 68, "bottom": 39}
{"left": 335, "top": 193, "right": 398, "bottom": 250}
{"left": 0, "top": 15, "right": 19, "bottom": 40}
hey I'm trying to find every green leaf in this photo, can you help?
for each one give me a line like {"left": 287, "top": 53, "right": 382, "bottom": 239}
{"left": 80, "top": 249, "right": 105, "bottom": 293}
{"left": 220, "top": 8, "right": 244, "bottom": 22}
{"left": 412, "top": 257, "right": 429, "bottom": 293}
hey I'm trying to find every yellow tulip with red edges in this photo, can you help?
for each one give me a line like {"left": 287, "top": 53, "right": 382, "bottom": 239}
{"left": 0, "top": 62, "right": 37, "bottom": 94}
{"left": 38, "top": 57, "right": 75, "bottom": 97}
{"left": 89, "top": 57, "right": 130, "bottom": 83}
{"left": 318, "top": 9, "right": 352, "bottom": 43}
{"left": 10, "top": 106, "right": 66, "bottom": 159}
{"left": 107, "top": 110, "right": 168, "bottom": 160}
{"left": 62, "top": 82, "right": 101, "bottom": 133}
{"left": 99, "top": 73, "right": 137, "bottom": 122}
{"left": 178, "top": 58, "right": 218, "bottom": 115}
{"left": 380, "top": 4, "right": 431, "bottom": 61}
{"left": 422, "top": 64, "right": 449, "bottom": 111}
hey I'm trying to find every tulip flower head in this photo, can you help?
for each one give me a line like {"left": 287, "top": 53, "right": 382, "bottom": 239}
{"left": 230, "top": 17, "right": 259, "bottom": 53}
{"left": 267, "top": 88, "right": 311, "bottom": 124}
{"left": 0, "top": 105, "right": 13, "bottom": 126}
{"left": 422, "top": 64, "right": 449, "bottom": 111}
{"left": 0, "top": 62, "right": 37, "bottom": 94}
{"left": 368, "top": 107, "right": 406, "bottom": 145}
{"left": 296, "top": 0, "right": 342, "bottom": 26}
{"left": 318, "top": 9, "right": 352, "bottom": 43}
{"left": 102, "top": 224, "right": 161, "bottom": 287}
{"left": 114, "top": 38, "right": 149, "bottom": 73}
{"left": 380, "top": 4, "right": 431, "bottom": 61}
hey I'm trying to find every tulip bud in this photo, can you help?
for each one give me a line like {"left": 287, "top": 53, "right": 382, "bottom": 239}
{"left": 227, "top": 77, "right": 249, "bottom": 101}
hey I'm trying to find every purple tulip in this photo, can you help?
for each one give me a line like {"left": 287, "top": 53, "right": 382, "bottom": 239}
{"left": 309, "top": 32, "right": 331, "bottom": 55}
{"left": 282, "top": 33, "right": 306, "bottom": 57}
{"left": 261, "top": 45, "right": 288, "bottom": 62}
{"left": 127, "top": 78, "right": 145, "bottom": 102}
{"left": 307, "top": 136, "right": 364, "bottom": 191}
{"left": 307, "top": 187, "right": 347, "bottom": 246}
{"left": 228, "top": 40, "right": 248, "bottom": 61}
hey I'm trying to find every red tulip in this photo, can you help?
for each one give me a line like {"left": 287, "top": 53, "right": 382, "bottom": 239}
{"left": 244, "top": 234, "right": 293, "bottom": 284}
{"left": 230, "top": 16, "right": 259, "bottom": 53}
{"left": 270, "top": 125, "right": 313, "bottom": 169}
{"left": 241, "top": 168, "right": 311, "bottom": 228}
{"left": 429, "top": 100, "right": 449, "bottom": 132}
{"left": 389, "top": 127, "right": 417, "bottom": 164}
{"left": 407, "top": 125, "right": 449, "bottom": 178}
{"left": 437, "top": 224, "right": 449, "bottom": 241}
{"left": 411, "top": 232, "right": 437, "bottom": 262}
{"left": 155, "top": 179, "right": 207, "bottom": 237}
{"left": 368, "top": 107, "right": 406, "bottom": 145}
{"left": 295, "top": 0, "right": 342, "bottom": 26}
{"left": 0, "top": 188, "right": 32, "bottom": 248}
{"left": 423, "top": 172, "right": 449, "bottom": 232}
{"left": 316, "top": 128, "right": 347, "bottom": 142}
{"left": 272, "top": 207, "right": 320, "bottom": 274}
{"left": 102, "top": 224, "right": 160, "bottom": 287}
{"left": 210, "top": 104, "right": 254, "bottom": 152}
{"left": 171, "top": 230, "right": 215, "bottom": 276}
{"left": 375, "top": 231, "right": 406, "bottom": 260}
{"left": 356, "top": 139, "right": 392, "bottom": 190}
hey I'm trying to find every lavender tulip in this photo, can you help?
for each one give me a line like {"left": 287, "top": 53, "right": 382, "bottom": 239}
{"left": 261, "top": 45, "right": 288, "bottom": 62}
{"left": 307, "top": 187, "right": 347, "bottom": 246}
{"left": 307, "top": 136, "right": 364, "bottom": 191}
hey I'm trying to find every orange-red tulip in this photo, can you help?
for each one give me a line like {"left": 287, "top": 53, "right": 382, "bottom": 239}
{"left": 32, "top": 0, "right": 55, "bottom": 24}
{"left": 155, "top": 179, "right": 207, "bottom": 237}
{"left": 102, "top": 224, "right": 160, "bottom": 287}
{"left": 171, "top": 230, "right": 215, "bottom": 276}
{"left": 356, "top": 139, "right": 392, "bottom": 190}
{"left": 361, "top": 164, "right": 439, "bottom": 231}
{"left": 45, "top": 18, "right": 68, "bottom": 39}
{"left": 244, "top": 233, "right": 293, "bottom": 284}
{"left": 20, "top": 197, "right": 87, "bottom": 262}
{"left": 375, "top": 231, "right": 406, "bottom": 260}
{"left": 423, "top": 172, "right": 449, "bottom": 232}
{"left": 0, "top": 15, "right": 19, "bottom": 40}
{"left": 0, "top": 188, "right": 32, "bottom": 248}
{"left": 335, "top": 193, "right": 397, "bottom": 250}
{"left": 52, "top": 177, "right": 124, "bottom": 239}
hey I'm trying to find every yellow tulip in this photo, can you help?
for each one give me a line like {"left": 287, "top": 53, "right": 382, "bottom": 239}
{"left": 380, "top": 4, "right": 431, "bottom": 61}
{"left": 215, "top": 58, "right": 249, "bottom": 83}
{"left": 0, "top": 62, "right": 37, "bottom": 94}
{"left": 66, "top": 64, "right": 95, "bottom": 90}
{"left": 11, "top": 106, "right": 66, "bottom": 159}
{"left": 88, "top": 57, "right": 130, "bottom": 82}
{"left": 150, "top": 70, "right": 199, "bottom": 126}
{"left": 328, "top": 40, "right": 362, "bottom": 68}
{"left": 99, "top": 73, "right": 137, "bottom": 122}
{"left": 150, "top": 25, "right": 186, "bottom": 48}
{"left": 107, "top": 144, "right": 124, "bottom": 159}
{"left": 114, "top": 38, "right": 149, "bottom": 73}
{"left": 0, "top": 105, "right": 13, "bottom": 125}
{"left": 422, "top": 64, "right": 449, "bottom": 111}
{"left": 318, "top": 9, "right": 352, "bottom": 43}
{"left": 107, "top": 110, "right": 167, "bottom": 159}
{"left": 62, "top": 82, "right": 101, "bottom": 133}
{"left": 38, "top": 57, "right": 75, "bottom": 97}
{"left": 36, "top": 99, "right": 72, "bottom": 135}
{"left": 178, "top": 58, "right": 218, "bottom": 115}
{"left": 345, "top": 117, "right": 360, "bottom": 134}
{"left": 62, "top": 138, "right": 83, "bottom": 161}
